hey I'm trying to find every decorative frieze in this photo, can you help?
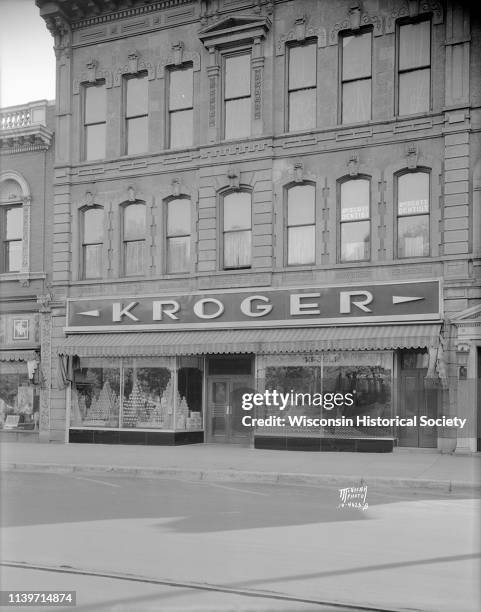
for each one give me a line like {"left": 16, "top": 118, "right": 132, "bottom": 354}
{"left": 385, "top": 1, "right": 444, "bottom": 33}
{"left": 113, "top": 49, "right": 155, "bottom": 86}
{"left": 276, "top": 15, "right": 326, "bottom": 55}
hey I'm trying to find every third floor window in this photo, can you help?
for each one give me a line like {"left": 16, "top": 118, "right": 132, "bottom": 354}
{"left": 125, "top": 73, "right": 148, "bottom": 155}
{"left": 169, "top": 65, "right": 193, "bottom": 149}
{"left": 224, "top": 53, "right": 251, "bottom": 140}
{"left": 84, "top": 82, "right": 106, "bottom": 161}
{"left": 398, "top": 20, "right": 431, "bottom": 115}
{"left": 341, "top": 31, "right": 372, "bottom": 124}
{"left": 288, "top": 42, "right": 317, "bottom": 132}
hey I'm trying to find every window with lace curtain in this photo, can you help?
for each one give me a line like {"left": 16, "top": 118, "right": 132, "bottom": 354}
{"left": 341, "top": 31, "right": 372, "bottom": 124}
{"left": 222, "top": 192, "right": 251, "bottom": 269}
{"left": 166, "top": 198, "right": 191, "bottom": 273}
{"left": 397, "top": 19, "right": 431, "bottom": 115}
{"left": 81, "top": 207, "right": 103, "bottom": 279}
{"left": 286, "top": 184, "right": 315, "bottom": 265}
{"left": 397, "top": 171, "right": 430, "bottom": 258}
{"left": 122, "top": 201, "right": 146, "bottom": 276}
{"left": 339, "top": 178, "right": 370, "bottom": 262}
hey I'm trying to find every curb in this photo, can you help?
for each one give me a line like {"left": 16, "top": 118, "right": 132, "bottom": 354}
{"left": 1, "top": 462, "right": 480, "bottom": 493}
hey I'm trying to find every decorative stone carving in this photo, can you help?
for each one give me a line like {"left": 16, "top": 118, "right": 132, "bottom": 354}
{"left": 348, "top": 154, "right": 359, "bottom": 177}
{"left": 127, "top": 186, "right": 136, "bottom": 202}
{"left": 227, "top": 166, "right": 240, "bottom": 190}
{"left": 385, "top": 1, "right": 443, "bottom": 33}
{"left": 293, "top": 161, "right": 304, "bottom": 183}
{"left": 406, "top": 144, "right": 419, "bottom": 169}
{"left": 44, "top": 15, "right": 71, "bottom": 61}
{"left": 156, "top": 42, "right": 201, "bottom": 78}
{"left": 73, "top": 59, "right": 112, "bottom": 94}
{"left": 113, "top": 50, "right": 155, "bottom": 86}
{"left": 276, "top": 17, "right": 327, "bottom": 54}
{"left": 171, "top": 178, "right": 181, "bottom": 197}
{"left": 328, "top": 7, "right": 384, "bottom": 45}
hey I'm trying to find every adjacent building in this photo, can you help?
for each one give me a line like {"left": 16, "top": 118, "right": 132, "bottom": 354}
{"left": 33, "top": 0, "right": 480, "bottom": 451}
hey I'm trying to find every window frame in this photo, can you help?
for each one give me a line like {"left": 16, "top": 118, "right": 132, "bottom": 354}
{"left": 395, "top": 16, "right": 432, "bottom": 117}
{"left": 284, "top": 182, "right": 316, "bottom": 266}
{"left": 164, "top": 196, "right": 192, "bottom": 274}
{"left": 167, "top": 63, "right": 194, "bottom": 150}
{"left": 80, "top": 205, "right": 104, "bottom": 280}
{"left": 123, "top": 71, "right": 149, "bottom": 156}
{"left": 82, "top": 80, "right": 107, "bottom": 161}
{"left": 338, "top": 176, "right": 371, "bottom": 263}
{"left": 220, "top": 189, "right": 252, "bottom": 270}
{"left": 222, "top": 49, "right": 252, "bottom": 141}
{"left": 0, "top": 204, "right": 23, "bottom": 273}
{"left": 121, "top": 200, "right": 147, "bottom": 277}
{"left": 286, "top": 39, "right": 318, "bottom": 133}
{"left": 339, "top": 28, "right": 373, "bottom": 125}
{"left": 395, "top": 169, "right": 431, "bottom": 259}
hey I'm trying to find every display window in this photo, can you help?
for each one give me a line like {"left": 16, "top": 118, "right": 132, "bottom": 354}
{"left": 0, "top": 362, "right": 39, "bottom": 430}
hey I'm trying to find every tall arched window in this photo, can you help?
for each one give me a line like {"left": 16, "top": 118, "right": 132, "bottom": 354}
{"left": 286, "top": 184, "right": 315, "bottom": 265}
{"left": 81, "top": 207, "right": 103, "bottom": 279}
{"left": 340, "top": 178, "right": 370, "bottom": 262}
{"left": 166, "top": 198, "right": 191, "bottom": 273}
{"left": 123, "top": 201, "right": 146, "bottom": 276}
{"left": 222, "top": 192, "right": 251, "bottom": 269}
{"left": 397, "top": 171, "right": 430, "bottom": 258}
{"left": 0, "top": 176, "right": 28, "bottom": 274}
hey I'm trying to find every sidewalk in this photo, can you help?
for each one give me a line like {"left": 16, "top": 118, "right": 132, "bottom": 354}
{"left": 1, "top": 441, "right": 480, "bottom": 491}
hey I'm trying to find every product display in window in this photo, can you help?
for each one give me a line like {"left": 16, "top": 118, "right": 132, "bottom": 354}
{"left": 0, "top": 367, "right": 39, "bottom": 430}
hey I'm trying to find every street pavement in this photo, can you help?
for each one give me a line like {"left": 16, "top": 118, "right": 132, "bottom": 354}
{"left": 0, "top": 441, "right": 480, "bottom": 491}
{"left": 1, "top": 471, "right": 480, "bottom": 612}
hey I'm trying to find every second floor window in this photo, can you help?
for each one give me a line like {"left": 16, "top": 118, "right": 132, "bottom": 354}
{"left": 340, "top": 179, "right": 370, "bottom": 262}
{"left": 288, "top": 42, "right": 317, "bottom": 131}
{"left": 125, "top": 74, "right": 148, "bottom": 155}
{"left": 223, "top": 192, "right": 251, "bottom": 269}
{"left": 1, "top": 205, "right": 23, "bottom": 273}
{"left": 397, "top": 172, "right": 430, "bottom": 258}
{"left": 84, "top": 82, "right": 106, "bottom": 160}
{"left": 123, "top": 202, "right": 146, "bottom": 276}
{"left": 224, "top": 54, "right": 251, "bottom": 140}
{"left": 169, "top": 66, "right": 193, "bottom": 148}
{"left": 287, "top": 184, "right": 315, "bottom": 265}
{"left": 341, "top": 31, "right": 372, "bottom": 124}
{"left": 82, "top": 207, "right": 103, "bottom": 279}
{"left": 398, "top": 20, "right": 431, "bottom": 115}
{"left": 166, "top": 198, "right": 191, "bottom": 273}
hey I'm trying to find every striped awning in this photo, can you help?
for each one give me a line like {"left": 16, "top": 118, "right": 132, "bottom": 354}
{"left": 58, "top": 324, "right": 441, "bottom": 357}
{"left": 0, "top": 349, "right": 38, "bottom": 362}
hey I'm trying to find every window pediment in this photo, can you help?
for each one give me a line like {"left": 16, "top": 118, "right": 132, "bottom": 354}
{"left": 199, "top": 14, "right": 271, "bottom": 48}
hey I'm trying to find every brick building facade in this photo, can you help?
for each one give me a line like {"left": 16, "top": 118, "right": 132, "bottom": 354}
{"left": 34, "top": 0, "right": 480, "bottom": 451}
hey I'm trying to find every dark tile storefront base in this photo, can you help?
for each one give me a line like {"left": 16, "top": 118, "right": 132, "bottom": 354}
{"left": 69, "top": 429, "right": 204, "bottom": 446}
{"left": 255, "top": 436, "right": 394, "bottom": 452}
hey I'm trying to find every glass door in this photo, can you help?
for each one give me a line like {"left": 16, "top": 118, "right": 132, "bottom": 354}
{"left": 207, "top": 376, "right": 252, "bottom": 444}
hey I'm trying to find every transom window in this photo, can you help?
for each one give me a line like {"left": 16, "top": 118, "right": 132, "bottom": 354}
{"left": 398, "top": 20, "right": 431, "bottom": 115}
{"left": 288, "top": 42, "right": 317, "bottom": 131}
{"left": 1, "top": 205, "right": 23, "bottom": 273}
{"left": 341, "top": 31, "right": 372, "bottom": 124}
{"left": 168, "top": 65, "right": 194, "bottom": 149}
{"left": 166, "top": 198, "right": 191, "bottom": 273}
{"left": 123, "top": 202, "right": 146, "bottom": 276}
{"left": 340, "top": 179, "right": 370, "bottom": 262}
{"left": 84, "top": 82, "right": 106, "bottom": 160}
{"left": 223, "top": 192, "right": 251, "bottom": 269}
{"left": 397, "top": 172, "right": 430, "bottom": 258}
{"left": 82, "top": 207, "right": 103, "bottom": 279}
{"left": 287, "top": 184, "right": 315, "bottom": 265}
{"left": 224, "top": 54, "right": 251, "bottom": 140}
{"left": 125, "top": 73, "right": 148, "bottom": 155}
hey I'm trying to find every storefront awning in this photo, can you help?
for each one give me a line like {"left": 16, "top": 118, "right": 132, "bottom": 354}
{"left": 58, "top": 324, "right": 441, "bottom": 357}
{"left": 0, "top": 349, "right": 38, "bottom": 362}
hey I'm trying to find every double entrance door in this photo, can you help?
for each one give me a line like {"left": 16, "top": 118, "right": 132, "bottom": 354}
{"left": 207, "top": 376, "right": 253, "bottom": 444}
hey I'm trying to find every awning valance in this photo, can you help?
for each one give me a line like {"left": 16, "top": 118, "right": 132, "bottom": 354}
{"left": 0, "top": 349, "right": 38, "bottom": 362}
{"left": 58, "top": 324, "right": 441, "bottom": 357}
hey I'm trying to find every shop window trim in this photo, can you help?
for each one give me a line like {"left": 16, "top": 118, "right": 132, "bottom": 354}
{"left": 395, "top": 16, "right": 432, "bottom": 117}
{"left": 167, "top": 63, "right": 194, "bottom": 149}
{"left": 0, "top": 172, "right": 30, "bottom": 278}
{"left": 339, "top": 28, "right": 373, "bottom": 125}
{"left": 82, "top": 80, "right": 107, "bottom": 161}
{"left": 164, "top": 195, "right": 192, "bottom": 274}
{"left": 284, "top": 181, "right": 316, "bottom": 266}
{"left": 220, "top": 189, "right": 252, "bottom": 270}
{"left": 395, "top": 168, "right": 431, "bottom": 259}
{"left": 121, "top": 200, "right": 147, "bottom": 277}
{"left": 122, "top": 71, "right": 149, "bottom": 156}
{"left": 338, "top": 175, "right": 371, "bottom": 263}
{"left": 80, "top": 205, "right": 104, "bottom": 280}
{"left": 285, "top": 39, "right": 317, "bottom": 133}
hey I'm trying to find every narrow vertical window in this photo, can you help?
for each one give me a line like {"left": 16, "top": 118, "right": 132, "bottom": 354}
{"left": 125, "top": 74, "right": 148, "bottom": 155}
{"left": 287, "top": 185, "right": 315, "bottom": 265}
{"left": 166, "top": 198, "right": 191, "bottom": 273}
{"left": 397, "top": 172, "right": 430, "bottom": 257}
{"left": 341, "top": 32, "right": 372, "bottom": 124}
{"left": 340, "top": 179, "right": 370, "bottom": 262}
{"left": 224, "top": 54, "right": 251, "bottom": 140}
{"left": 169, "top": 66, "right": 193, "bottom": 148}
{"left": 123, "top": 202, "right": 146, "bottom": 276}
{"left": 84, "top": 82, "right": 106, "bottom": 160}
{"left": 82, "top": 207, "right": 103, "bottom": 279}
{"left": 2, "top": 205, "right": 23, "bottom": 272}
{"left": 398, "top": 20, "right": 431, "bottom": 115}
{"left": 223, "top": 192, "right": 251, "bottom": 269}
{"left": 288, "top": 43, "right": 317, "bottom": 131}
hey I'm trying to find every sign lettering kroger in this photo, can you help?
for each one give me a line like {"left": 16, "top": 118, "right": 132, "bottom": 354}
{"left": 66, "top": 281, "right": 440, "bottom": 332}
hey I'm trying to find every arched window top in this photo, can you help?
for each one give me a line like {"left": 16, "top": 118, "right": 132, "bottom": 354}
{"left": 0, "top": 172, "right": 30, "bottom": 202}
{"left": 123, "top": 201, "right": 146, "bottom": 241}
{"left": 287, "top": 184, "right": 315, "bottom": 226}
{"left": 82, "top": 207, "right": 104, "bottom": 242}
{"left": 223, "top": 192, "right": 251, "bottom": 232}
{"left": 397, "top": 171, "right": 430, "bottom": 215}
{"left": 340, "top": 178, "right": 370, "bottom": 221}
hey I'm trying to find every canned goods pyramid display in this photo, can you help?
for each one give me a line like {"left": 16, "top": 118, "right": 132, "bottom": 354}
{"left": 83, "top": 381, "right": 119, "bottom": 427}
